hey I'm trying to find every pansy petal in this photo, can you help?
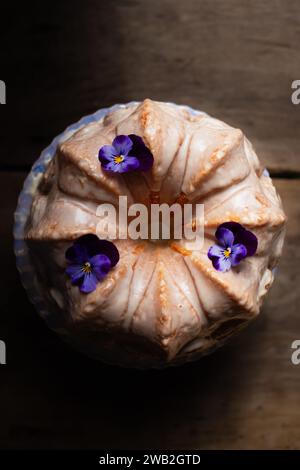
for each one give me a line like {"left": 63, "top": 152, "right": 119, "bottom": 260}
{"left": 65, "top": 243, "right": 88, "bottom": 264}
{"left": 215, "top": 227, "right": 234, "bottom": 248}
{"left": 112, "top": 135, "right": 133, "bottom": 156}
{"left": 128, "top": 134, "right": 145, "bottom": 149}
{"left": 128, "top": 134, "right": 152, "bottom": 156}
{"left": 235, "top": 229, "right": 258, "bottom": 256}
{"left": 119, "top": 156, "right": 140, "bottom": 173}
{"left": 218, "top": 222, "right": 244, "bottom": 237}
{"left": 64, "top": 236, "right": 119, "bottom": 293}
{"left": 230, "top": 243, "right": 247, "bottom": 266}
{"left": 97, "top": 240, "right": 120, "bottom": 267}
{"left": 212, "top": 256, "right": 232, "bottom": 272}
{"left": 75, "top": 235, "right": 119, "bottom": 266}
{"left": 80, "top": 273, "right": 98, "bottom": 293}
{"left": 135, "top": 153, "right": 154, "bottom": 171}
{"left": 207, "top": 244, "right": 224, "bottom": 260}
{"left": 98, "top": 145, "right": 117, "bottom": 163}
{"left": 90, "top": 254, "right": 111, "bottom": 280}
{"left": 128, "top": 134, "right": 154, "bottom": 171}
{"left": 101, "top": 160, "right": 121, "bottom": 172}
{"left": 66, "top": 264, "right": 84, "bottom": 283}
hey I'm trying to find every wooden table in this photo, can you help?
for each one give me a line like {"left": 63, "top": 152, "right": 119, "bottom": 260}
{"left": 0, "top": 0, "right": 300, "bottom": 450}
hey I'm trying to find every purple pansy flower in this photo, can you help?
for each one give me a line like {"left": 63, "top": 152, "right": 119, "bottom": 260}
{"left": 65, "top": 234, "right": 119, "bottom": 293}
{"left": 98, "top": 134, "right": 154, "bottom": 173}
{"left": 208, "top": 222, "right": 258, "bottom": 272}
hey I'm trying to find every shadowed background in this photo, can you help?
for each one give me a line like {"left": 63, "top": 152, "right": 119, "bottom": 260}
{"left": 0, "top": 0, "right": 300, "bottom": 449}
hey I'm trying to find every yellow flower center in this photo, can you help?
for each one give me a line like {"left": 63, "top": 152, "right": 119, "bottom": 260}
{"left": 82, "top": 261, "right": 92, "bottom": 273}
{"left": 224, "top": 247, "right": 231, "bottom": 258}
{"left": 114, "top": 155, "right": 125, "bottom": 164}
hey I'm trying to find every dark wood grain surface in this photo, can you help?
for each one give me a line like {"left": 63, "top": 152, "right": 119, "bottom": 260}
{"left": 1, "top": 0, "right": 300, "bottom": 172}
{"left": 1, "top": 0, "right": 300, "bottom": 450}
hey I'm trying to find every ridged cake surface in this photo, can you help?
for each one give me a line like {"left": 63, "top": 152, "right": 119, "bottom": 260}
{"left": 25, "top": 100, "right": 286, "bottom": 367}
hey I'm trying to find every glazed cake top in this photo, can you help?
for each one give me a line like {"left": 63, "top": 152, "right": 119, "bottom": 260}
{"left": 25, "top": 99, "right": 286, "bottom": 364}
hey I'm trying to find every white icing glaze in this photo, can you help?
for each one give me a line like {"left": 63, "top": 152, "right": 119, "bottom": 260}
{"left": 25, "top": 99, "right": 286, "bottom": 368}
